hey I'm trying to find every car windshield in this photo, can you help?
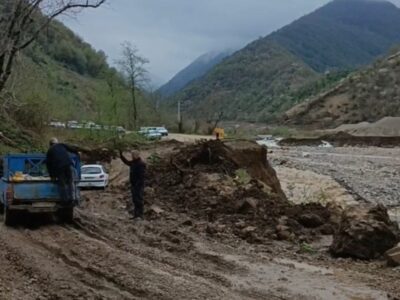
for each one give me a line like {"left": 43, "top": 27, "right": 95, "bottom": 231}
{"left": 82, "top": 167, "right": 102, "bottom": 174}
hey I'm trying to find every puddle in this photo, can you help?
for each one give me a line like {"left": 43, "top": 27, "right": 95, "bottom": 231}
{"left": 210, "top": 252, "right": 387, "bottom": 300}
{"left": 274, "top": 258, "right": 334, "bottom": 275}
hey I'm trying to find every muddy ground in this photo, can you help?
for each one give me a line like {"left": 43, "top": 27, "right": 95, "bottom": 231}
{"left": 0, "top": 141, "right": 399, "bottom": 299}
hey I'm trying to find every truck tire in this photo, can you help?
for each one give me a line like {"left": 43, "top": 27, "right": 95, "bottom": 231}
{"left": 57, "top": 207, "right": 74, "bottom": 223}
{"left": 4, "top": 208, "right": 18, "bottom": 226}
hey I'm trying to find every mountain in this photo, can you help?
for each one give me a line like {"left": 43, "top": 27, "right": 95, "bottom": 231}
{"left": 268, "top": 0, "right": 400, "bottom": 72}
{"left": 284, "top": 48, "right": 400, "bottom": 128}
{"left": 177, "top": 41, "right": 319, "bottom": 122}
{"left": 171, "top": 0, "right": 400, "bottom": 122}
{"left": 158, "top": 49, "right": 234, "bottom": 97}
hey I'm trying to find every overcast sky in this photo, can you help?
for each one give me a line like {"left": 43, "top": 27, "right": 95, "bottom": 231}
{"left": 63, "top": 0, "right": 400, "bottom": 87}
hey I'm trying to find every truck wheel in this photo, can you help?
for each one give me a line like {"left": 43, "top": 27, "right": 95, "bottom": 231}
{"left": 57, "top": 207, "right": 74, "bottom": 223}
{"left": 4, "top": 208, "right": 18, "bottom": 226}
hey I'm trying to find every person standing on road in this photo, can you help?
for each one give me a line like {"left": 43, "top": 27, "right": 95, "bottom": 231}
{"left": 46, "top": 138, "right": 80, "bottom": 203}
{"left": 119, "top": 150, "right": 146, "bottom": 220}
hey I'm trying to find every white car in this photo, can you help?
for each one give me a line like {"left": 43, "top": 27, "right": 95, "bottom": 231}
{"left": 145, "top": 130, "right": 162, "bottom": 140}
{"left": 156, "top": 127, "right": 168, "bottom": 136}
{"left": 79, "top": 164, "right": 109, "bottom": 189}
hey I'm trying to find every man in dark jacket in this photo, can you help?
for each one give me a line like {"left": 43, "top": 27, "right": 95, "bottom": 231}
{"left": 46, "top": 138, "right": 79, "bottom": 203}
{"left": 120, "top": 150, "right": 146, "bottom": 219}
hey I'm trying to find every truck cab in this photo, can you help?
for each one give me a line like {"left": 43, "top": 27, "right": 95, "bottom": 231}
{"left": 0, "top": 154, "right": 81, "bottom": 226}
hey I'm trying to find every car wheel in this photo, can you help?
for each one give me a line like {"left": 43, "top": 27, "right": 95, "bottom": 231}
{"left": 57, "top": 207, "right": 74, "bottom": 224}
{"left": 4, "top": 207, "right": 18, "bottom": 226}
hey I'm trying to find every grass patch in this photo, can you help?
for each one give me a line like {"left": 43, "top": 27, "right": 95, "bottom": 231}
{"left": 235, "top": 169, "right": 251, "bottom": 185}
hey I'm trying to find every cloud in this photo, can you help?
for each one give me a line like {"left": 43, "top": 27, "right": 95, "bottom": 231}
{"left": 62, "top": 0, "right": 400, "bottom": 86}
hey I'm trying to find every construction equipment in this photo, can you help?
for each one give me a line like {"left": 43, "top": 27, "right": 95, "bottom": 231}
{"left": 213, "top": 128, "right": 225, "bottom": 140}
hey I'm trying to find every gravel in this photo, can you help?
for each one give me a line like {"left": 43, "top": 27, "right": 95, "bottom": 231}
{"left": 270, "top": 146, "right": 400, "bottom": 207}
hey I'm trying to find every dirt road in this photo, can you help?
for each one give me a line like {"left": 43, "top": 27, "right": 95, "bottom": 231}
{"left": 0, "top": 142, "right": 399, "bottom": 299}
{"left": 0, "top": 192, "right": 390, "bottom": 300}
{"left": 167, "top": 133, "right": 213, "bottom": 143}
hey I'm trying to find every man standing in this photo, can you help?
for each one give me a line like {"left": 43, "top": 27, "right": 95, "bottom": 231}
{"left": 46, "top": 138, "right": 79, "bottom": 203}
{"left": 120, "top": 150, "right": 146, "bottom": 219}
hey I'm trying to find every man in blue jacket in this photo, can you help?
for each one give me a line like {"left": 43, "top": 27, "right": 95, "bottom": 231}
{"left": 120, "top": 150, "right": 146, "bottom": 219}
{"left": 46, "top": 138, "right": 80, "bottom": 203}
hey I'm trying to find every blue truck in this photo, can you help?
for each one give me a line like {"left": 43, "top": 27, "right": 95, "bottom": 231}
{"left": 0, "top": 154, "right": 81, "bottom": 226}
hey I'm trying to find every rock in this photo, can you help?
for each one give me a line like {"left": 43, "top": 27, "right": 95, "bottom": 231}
{"left": 236, "top": 197, "right": 258, "bottom": 213}
{"left": 144, "top": 187, "right": 155, "bottom": 197}
{"left": 206, "top": 224, "right": 218, "bottom": 235}
{"left": 242, "top": 226, "right": 257, "bottom": 234}
{"left": 277, "top": 230, "right": 292, "bottom": 241}
{"left": 385, "top": 244, "right": 400, "bottom": 267}
{"left": 298, "top": 213, "right": 324, "bottom": 228}
{"left": 278, "top": 159, "right": 287, "bottom": 166}
{"left": 181, "top": 219, "right": 193, "bottom": 226}
{"left": 320, "top": 224, "right": 334, "bottom": 235}
{"left": 330, "top": 205, "right": 400, "bottom": 260}
{"left": 149, "top": 205, "right": 164, "bottom": 215}
{"left": 276, "top": 224, "right": 292, "bottom": 241}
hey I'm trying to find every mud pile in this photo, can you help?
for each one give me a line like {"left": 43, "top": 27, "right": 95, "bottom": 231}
{"left": 330, "top": 204, "right": 400, "bottom": 259}
{"left": 145, "top": 140, "right": 334, "bottom": 243}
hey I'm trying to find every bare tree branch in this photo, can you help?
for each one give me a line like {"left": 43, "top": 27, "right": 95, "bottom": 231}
{"left": 0, "top": 0, "right": 107, "bottom": 93}
{"left": 116, "top": 41, "right": 149, "bottom": 129}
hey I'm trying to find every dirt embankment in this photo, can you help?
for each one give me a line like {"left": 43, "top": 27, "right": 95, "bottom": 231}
{"left": 333, "top": 117, "right": 400, "bottom": 137}
{"left": 144, "top": 140, "right": 337, "bottom": 244}
{"left": 280, "top": 131, "right": 400, "bottom": 148}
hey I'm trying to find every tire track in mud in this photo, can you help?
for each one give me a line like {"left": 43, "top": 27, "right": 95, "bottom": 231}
{"left": 0, "top": 226, "right": 104, "bottom": 299}
{"left": 20, "top": 224, "right": 166, "bottom": 299}
{"left": 21, "top": 231, "right": 145, "bottom": 299}
{"left": 0, "top": 235, "right": 46, "bottom": 299}
{"left": 73, "top": 207, "right": 235, "bottom": 289}
{"left": 17, "top": 217, "right": 236, "bottom": 300}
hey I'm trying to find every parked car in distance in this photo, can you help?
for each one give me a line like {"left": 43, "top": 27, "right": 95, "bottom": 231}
{"left": 78, "top": 164, "right": 109, "bottom": 189}
{"left": 138, "top": 127, "right": 149, "bottom": 135}
{"left": 156, "top": 127, "right": 168, "bottom": 136}
{"left": 138, "top": 127, "right": 162, "bottom": 140}
{"left": 49, "top": 121, "right": 66, "bottom": 128}
{"left": 116, "top": 126, "right": 126, "bottom": 134}
{"left": 139, "top": 126, "right": 167, "bottom": 138}
{"left": 144, "top": 129, "right": 162, "bottom": 140}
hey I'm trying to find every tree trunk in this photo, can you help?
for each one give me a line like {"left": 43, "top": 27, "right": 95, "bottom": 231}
{"left": 130, "top": 85, "right": 137, "bottom": 130}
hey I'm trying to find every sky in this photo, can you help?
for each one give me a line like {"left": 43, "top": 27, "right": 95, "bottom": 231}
{"left": 62, "top": 0, "right": 400, "bottom": 87}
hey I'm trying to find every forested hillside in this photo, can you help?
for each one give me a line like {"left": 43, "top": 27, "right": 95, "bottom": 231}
{"left": 170, "top": 0, "right": 400, "bottom": 122}
{"left": 284, "top": 48, "right": 400, "bottom": 128}
{"left": 4, "top": 19, "right": 160, "bottom": 133}
{"left": 177, "top": 41, "right": 319, "bottom": 122}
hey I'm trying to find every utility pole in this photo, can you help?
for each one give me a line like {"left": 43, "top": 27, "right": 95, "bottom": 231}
{"left": 178, "top": 100, "right": 183, "bottom": 133}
